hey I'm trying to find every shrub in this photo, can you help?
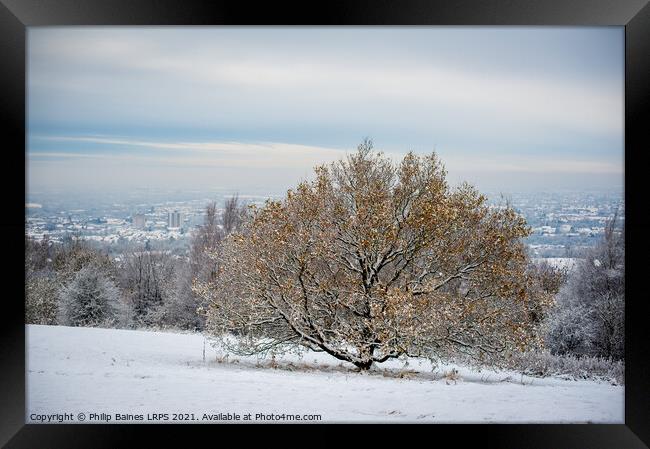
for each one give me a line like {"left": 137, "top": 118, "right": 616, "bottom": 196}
{"left": 58, "top": 266, "right": 125, "bottom": 328}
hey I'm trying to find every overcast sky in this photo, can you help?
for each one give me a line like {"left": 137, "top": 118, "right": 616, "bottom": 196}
{"left": 27, "top": 27, "right": 624, "bottom": 195}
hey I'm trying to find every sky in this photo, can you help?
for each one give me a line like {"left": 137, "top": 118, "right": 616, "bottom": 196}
{"left": 27, "top": 27, "right": 624, "bottom": 196}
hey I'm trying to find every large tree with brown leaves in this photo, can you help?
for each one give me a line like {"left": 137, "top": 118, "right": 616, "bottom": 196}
{"left": 196, "top": 140, "right": 553, "bottom": 369}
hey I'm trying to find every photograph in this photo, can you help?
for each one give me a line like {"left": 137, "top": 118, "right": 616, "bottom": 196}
{"left": 24, "top": 26, "right": 625, "bottom": 424}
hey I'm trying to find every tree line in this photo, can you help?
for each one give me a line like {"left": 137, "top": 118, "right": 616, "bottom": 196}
{"left": 25, "top": 196, "right": 247, "bottom": 331}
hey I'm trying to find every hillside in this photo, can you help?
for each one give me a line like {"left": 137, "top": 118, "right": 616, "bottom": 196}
{"left": 27, "top": 324, "right": 623, "bottom": 423}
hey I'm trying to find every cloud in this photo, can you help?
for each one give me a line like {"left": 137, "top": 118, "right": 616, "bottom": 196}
{"left": 440, "top": 154, "right": 622, "bottom": 175}
{"left": 26, "top": 28, "right": 624, "bottom": 192}
{"left": 30, "top": 136, "right": 622, "bottom": 175}
{"left": 30, "top": 136, "right": 351, "bottom": 168}
{"left": 28, "top": 28, "right": 623, "bottom": 139}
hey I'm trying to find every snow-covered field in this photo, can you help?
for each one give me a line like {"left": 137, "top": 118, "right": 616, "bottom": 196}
{"left": 26, "top": 324, "right": 623, "bottom": 423}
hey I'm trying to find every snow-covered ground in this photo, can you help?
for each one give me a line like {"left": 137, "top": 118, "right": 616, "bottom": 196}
{"left": 26, "top": 325, "right": 623, "bottom": 423}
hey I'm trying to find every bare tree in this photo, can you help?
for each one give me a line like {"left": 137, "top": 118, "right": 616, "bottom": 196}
{"left": 197, "top": 140, "right": 553, "bottom": 370}
{"left": 160, "top": 260, "right": 204, "bottom": 330}
{"left": 159, "top": 196, "right": 249, "bottom": 330}
{"left": 222, "top": 194, "right": 247, "bottom": 236}
{"left": 189, "top": 202, "right": 220, "bottom": 281}
{"left": 189, "top": 197, "right": 247, "bottom": 282}
{"left": 120, "top": 248, "right": 175, "bottom": 326}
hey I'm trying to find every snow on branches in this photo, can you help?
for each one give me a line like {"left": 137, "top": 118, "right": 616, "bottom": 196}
{"left": 197, "top": 140, "right": 555, "bottom": 370}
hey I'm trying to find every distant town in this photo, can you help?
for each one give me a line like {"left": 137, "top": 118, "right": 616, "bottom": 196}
{"left": 505, "top": 190, "right": 624, "bottom": 258}
{"left": 25, "top": 189, "right": 623, "bottom": 260}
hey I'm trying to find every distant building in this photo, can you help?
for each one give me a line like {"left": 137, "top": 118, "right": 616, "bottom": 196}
{"left": 133, "top": 213, "right": 146, "bottom": 229}
{"left": 168, "top": 210, "right": 181, "bottom": 229}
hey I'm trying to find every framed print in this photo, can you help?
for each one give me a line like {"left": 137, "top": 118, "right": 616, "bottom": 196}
{"left": 1, "top": 0, "right": 649, "bottom": 447}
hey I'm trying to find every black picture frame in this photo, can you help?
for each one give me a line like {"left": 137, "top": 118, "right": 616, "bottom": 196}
{"left": 2, "top": 0, "right": 648, "bottom": 447}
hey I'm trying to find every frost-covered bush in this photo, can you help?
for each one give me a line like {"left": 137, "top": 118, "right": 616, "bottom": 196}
{"left": 58, "top": 267, "right": 126, "bottom": 328}
{"left": 545, "top": 303, "right": 594, "bottom": 356}
{"left": 26, "top": 236, "right": 123, "bottom": 327}
{"left": 119, "top": 249, "right": 175, "bottom": 327}
{"left": 545, "top": 213, "right": 624, "bottom": 360}
{"left": 506, "top": 350, "right": 624, "bottom": 385}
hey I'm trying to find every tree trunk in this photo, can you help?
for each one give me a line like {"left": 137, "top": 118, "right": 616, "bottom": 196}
{"left": 354, "top": 359, "right": 374, "bottom": 370}
{"left": 354, "top": 344, "right": 375, "bottom": 370}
